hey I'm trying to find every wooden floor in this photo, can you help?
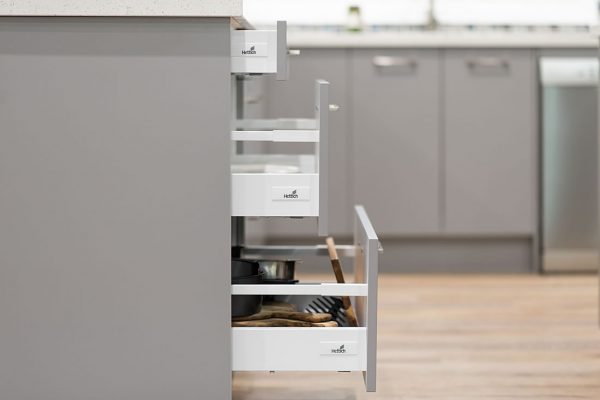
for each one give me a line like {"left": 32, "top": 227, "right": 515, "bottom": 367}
{"left": 233, "top": 274, "right": 600, "bottom": 400}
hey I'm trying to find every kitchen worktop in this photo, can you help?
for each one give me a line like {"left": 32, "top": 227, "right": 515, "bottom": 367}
{"left": 287, "top": 30, "right": 599, "bottom": 48}
{"left": 0, "top": 0, "right": 242, "bottom": 16}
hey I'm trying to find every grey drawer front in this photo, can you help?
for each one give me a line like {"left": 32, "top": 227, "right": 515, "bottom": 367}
{"left": 354, "top": 205, "right": 379, "bottom": 392}
{"left": 444, "top": 49, "right": 536, "bottom": 235}
{"left": 352, "top": 49, "right": 442, "bottom": 236}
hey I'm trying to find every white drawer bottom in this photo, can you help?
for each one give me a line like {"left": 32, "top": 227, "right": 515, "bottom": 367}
{"left": 232, "top": 327, "right": 367, "bottom": 371}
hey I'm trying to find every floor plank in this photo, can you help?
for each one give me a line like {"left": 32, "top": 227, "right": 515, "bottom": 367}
{"left": 233, "top": 274, "right": 600, "bottom": 400}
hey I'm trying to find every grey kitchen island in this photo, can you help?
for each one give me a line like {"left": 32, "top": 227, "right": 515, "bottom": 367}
{"left": 0, "top": 2, "right": 241, "bottom": 399}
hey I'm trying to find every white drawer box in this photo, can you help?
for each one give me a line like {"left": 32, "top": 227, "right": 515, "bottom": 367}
{"left": 231, "top": 21, "right": 289, "bottom": 80}
{"left": 231, "top": 80, "right": 330, "bottom": 235}
{"left": 231, "top": 154, "right": 319, "bottom": 217}
{"left": 231, "top": 206, "right": 379, "bottom": 392}
{"left": 232, "top": 327, "right": 367, "bottom": 371}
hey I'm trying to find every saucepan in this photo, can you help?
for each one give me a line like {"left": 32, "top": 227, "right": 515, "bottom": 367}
{"left": 231, "top": 259, "right": 263, "bottom": 317}
{"left": 255, "top": 259, "right": 299, "bottom": 283}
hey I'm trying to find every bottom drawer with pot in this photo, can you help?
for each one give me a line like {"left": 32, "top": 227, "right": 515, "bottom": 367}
{"left": 231, "top": 206, "right": 379, "bottom": 392}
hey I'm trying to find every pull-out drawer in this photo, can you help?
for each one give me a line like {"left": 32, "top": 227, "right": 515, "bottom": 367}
{"left": 231, "top": 21, "right": 292, "bottom": 81}
{"left": 233, "top": 326, "right": 367, "bottom": 371}
{"left": 231, "top": 80, "right": 330, "bottom": 236}
{"left": 231, "top": 155, "right": 319, "bottom": 217}
{"left": 231, "top": 206, "right": 379, "bottom": 392}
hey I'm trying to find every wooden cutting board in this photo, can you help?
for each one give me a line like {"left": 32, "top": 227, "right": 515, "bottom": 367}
{"left": 232, "top": 319, "right": 338, "bottom": 328}
{"left": 262, "top": 301, "right": 296, "bottom": 312}
{"left": 232, "top": 302, "right": 335, "bottom": 326}
{"left": 232, "top": 309, "right": 332, "bottom": 323}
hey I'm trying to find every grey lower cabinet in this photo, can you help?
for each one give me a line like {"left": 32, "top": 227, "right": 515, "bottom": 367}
{"left": 0, "top": 17, "right": 232, "bottom": 400}
{"left": 351, "top": 49, "right": 442, "bottom": 236}
{"left": 263, "top": 49, "right": 352, "bottom": 237}
{"left": 443, "top": 49, "right": 536, "bottom": 234}
{"left": 255, "top": 47, "right": 538, "bottom": 272}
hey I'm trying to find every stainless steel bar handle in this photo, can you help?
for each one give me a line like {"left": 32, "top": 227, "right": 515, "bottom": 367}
{"left": 466, "top": 57, "right": 509, "bottom": 69}
{"left": 244, "top": 95, "right": 263, "bottom": 104}
{"left": 372, "top": 56, "right": 417, "bottom": 68}
{"left": 288, "top": 49, "right": 301, "bottom": 56}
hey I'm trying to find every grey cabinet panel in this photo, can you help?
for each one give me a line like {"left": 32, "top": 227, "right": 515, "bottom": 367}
{"left": 243, "top": 76, "right": 268, "bottom": 119}
{"left": 0, "top": 18, "right": 231, "bottom": 400}
{"left": 264, "top": 49, "right": 351, "bottom": 237}
{"left": 444, "top": 49, "right": 536, "bottom": 234}
{"left": 351, "top": 49, "right": 441, "bottom": 235}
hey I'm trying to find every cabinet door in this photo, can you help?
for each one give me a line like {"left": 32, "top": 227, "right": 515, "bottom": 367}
{"left": 352, "top": 50, "right": 441, "bottom": 235}
{"left": 264, "top": 49, "right": 351, "bottom": 237}
{"left": 444, "top": 50, "right": 536, "bottom": 234}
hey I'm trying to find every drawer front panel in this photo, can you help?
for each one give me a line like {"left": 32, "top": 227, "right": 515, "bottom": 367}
{"left": 231, "top": 173, "right": 319, "bottom": 217}
{"left": 232, "top": 327, "right": 367, "bottom": 371}
{"left": 231, "top": 21, "right": 289, "bottom": 81}
{"left": 444, "top": 49, "right": 536, "bottom": 234}
{"left": 352, "top": 49, "right": 441, "bottom": 235}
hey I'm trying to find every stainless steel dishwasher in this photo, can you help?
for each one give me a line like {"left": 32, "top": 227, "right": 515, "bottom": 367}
{"left": 540, "top": 57, "right": 599, "bottom": 272}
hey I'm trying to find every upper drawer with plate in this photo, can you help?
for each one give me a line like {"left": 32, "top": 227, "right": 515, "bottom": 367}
{"left": 231, "top": 79, "right": 331, "bottom": 236}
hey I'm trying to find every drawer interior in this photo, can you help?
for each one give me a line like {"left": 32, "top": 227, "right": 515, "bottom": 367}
{"left": 231, "top": 206, "right": 379, "bottom": 391}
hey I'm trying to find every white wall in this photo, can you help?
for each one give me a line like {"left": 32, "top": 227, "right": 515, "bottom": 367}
{"left": 243, "top": 0, "right": 430, "bottom": 27}
{"left": 244, "top": 0, "right": 598, "bottom": 27}
{"left": 436, "top": 0, "right": 598, "bottom": 26}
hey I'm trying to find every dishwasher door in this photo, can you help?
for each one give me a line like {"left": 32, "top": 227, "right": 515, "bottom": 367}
{"left": 541, "top": 57, "right": 599, "bottom": 272}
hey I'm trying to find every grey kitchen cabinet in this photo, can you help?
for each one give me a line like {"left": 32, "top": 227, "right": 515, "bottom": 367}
{"left": 0, "top": 18, "right": 232, "bottom": 399}
{"left": 444, "top": 49, "right": 536, "bottom": 234}
{"left": 351, "top": 49, "right": 442, "bottom": 236}
{"left": 263, "top": 49, "right": 352, "bottom": 237}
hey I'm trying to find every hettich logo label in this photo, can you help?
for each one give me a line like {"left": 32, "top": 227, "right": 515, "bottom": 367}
{"left": 320, "top": 341, "right": 356, "bottom": 356}
{"left": 272, "top": 186, "right": 309, "bottom": 201}
{"left": 331, "top": 344, "right": 346, "bottom": 354}
{"left": 242, "top": 45, "right": 256, "bottom": 55}
{"left": 283, "top": 189, "right": 299, "bottom": 199}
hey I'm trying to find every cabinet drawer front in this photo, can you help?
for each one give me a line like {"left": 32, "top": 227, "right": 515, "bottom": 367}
{"left": 231, "top": 21, "right": 290, "bottom": 80}
{"left": 444, "top": 49, "right": 536, "bottom": 234}
{"left": 232, "top": 173, "right": 319, "bottom": 217}
{"left": 232, "top": 327, "right": 367, "bottom": 371}
{"left": 352, "top": 49, "right": 441, "bottom": 235}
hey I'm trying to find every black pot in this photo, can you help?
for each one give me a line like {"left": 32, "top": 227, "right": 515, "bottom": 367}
{"left": 231, "top": 246, "right": 244, "bottom": 258}
{"left": 231, "top": 259, "right": 259, "bottom": 279}
{"left": 231, "top": 273, "right": 263, "bottom": 318}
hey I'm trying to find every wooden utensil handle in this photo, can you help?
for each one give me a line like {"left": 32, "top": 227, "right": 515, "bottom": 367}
{"left": 325, "top": 236, "right": 359, "bottom": 328}
{"left": 326, "top": 237, "right": 339, "bottom": 261}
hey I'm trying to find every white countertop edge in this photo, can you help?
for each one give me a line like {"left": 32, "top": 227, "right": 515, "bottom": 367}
{"left": 287, "top": 31, "right": 600, "bottom": 49}
{"left": 0, "top": 0, "right": 242, "bottom": 17}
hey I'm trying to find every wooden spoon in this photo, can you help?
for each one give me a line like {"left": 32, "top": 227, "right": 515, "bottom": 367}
{"left": 326, "top": 237, "right": 359, "bottom": 327}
